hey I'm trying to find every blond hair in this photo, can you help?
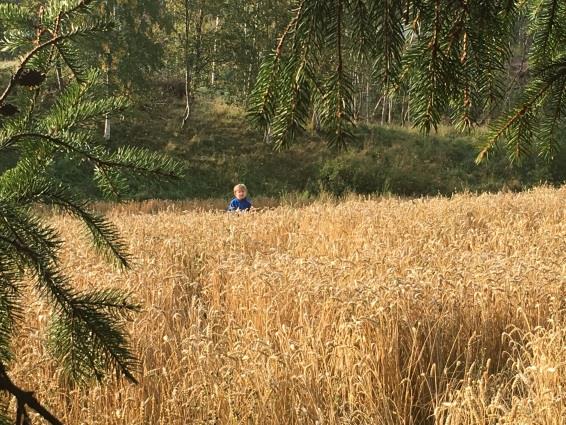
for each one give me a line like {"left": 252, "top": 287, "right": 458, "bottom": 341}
{"left": 233, "top": 183, "right": 247, "bottom": 193}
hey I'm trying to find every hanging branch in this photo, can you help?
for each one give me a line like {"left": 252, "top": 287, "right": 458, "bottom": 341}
{"left": 0, "top": 16, "right": 105, "bottom": 104}
{"left": 247, "top": 0, "right": 306, "bottom": 133}
{"left": 426, "top": 0, "right": 442, "bottom": 132}
{"left": 0, "top": 3, "right": 184, "bottom": 419}
{"left": 476, "top": 79, "right": 553, "bottom": 163}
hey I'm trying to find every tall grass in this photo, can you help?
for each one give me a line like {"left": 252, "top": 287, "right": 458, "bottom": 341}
{"left": 12, "top": 187, "right": 565, "bottom": 424}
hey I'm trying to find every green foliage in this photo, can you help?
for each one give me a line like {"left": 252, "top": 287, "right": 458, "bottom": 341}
{"left": 478, "top": 0, "right": 566, "bottom": 163}
{"left": 316, "top": 129, "right": 523, "bottom": 197}
{"left": 159, "top": 0, "right": 291, "bottom": 107}
{"left": 0, "top": 0, "right": 181, "bottom": 421}
{"left": 250, "top": 0, "right": 566, "bottom": 163}
{"left": 97, "top": 0, "right": 170, "bottom": 90}
{"left": 83, "top": 97, "right": 564, "bottom": 201}
{"left": 47, "top": 288, "right": 140, "bottom": 384}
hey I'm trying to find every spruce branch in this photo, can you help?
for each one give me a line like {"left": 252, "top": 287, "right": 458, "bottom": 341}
{"left": 42, "top": 187, "right": 131, "bottom": 268}
{"left": 0, "top": 274, "right": 21, "bottom": 364}
{"left": 247, "top": 0, "right": 306, "bottom": 135}
{"left": 539, "top": 76, "right": 566, "bottom": 159}
{"left": 54, "top": 42, "right": 89, "bottom": 83}
{"left": 324, "top": 0, "right": 355, "bottom": 149}
{"left": 19, "top": 255, "right": 139, "bottom": 384}
{"left": 1, "top": 132, "right": 181, "bottom": 181}
{"left": 335, "top": 0, "right": 345, "bottom": 144}
{"left": 59, "top": 0, "right": 96, "bottom": 19}
{"left": 531, "top": 0, "right": 562, "bottom": 64}
{"left": 476, "top": 54, "right": 566, "bottom": 163}
{"left": 0, "top": 5, "right": 34, "bottom": 31}
{"left": 476, "top": 93, "right": 543, "bottom": 163}
{"left": 0, "top": 22, "right": 107, "bottom": 105}
{"left": 0, "top": 0, "right": 174, "bottom": 421}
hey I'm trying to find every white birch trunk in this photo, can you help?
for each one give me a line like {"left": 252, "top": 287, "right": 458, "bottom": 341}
{"left": 211, "top": 16, "right": 219, "bottom": 86}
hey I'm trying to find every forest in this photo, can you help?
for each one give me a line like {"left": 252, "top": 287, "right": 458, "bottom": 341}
{"left": 1, "top": 0, "right": 566, "bottom": 200}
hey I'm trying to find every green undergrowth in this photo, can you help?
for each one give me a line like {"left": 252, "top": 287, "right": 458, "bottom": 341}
{"left": 2, "top": 89, "right": 565, "bottom": 201}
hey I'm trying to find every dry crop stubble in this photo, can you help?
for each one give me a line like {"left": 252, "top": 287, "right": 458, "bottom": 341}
{"left": 9, "top": 187, "right": 566, "bottom": 424}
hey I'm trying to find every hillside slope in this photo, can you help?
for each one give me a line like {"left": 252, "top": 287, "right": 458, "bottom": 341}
{"left": 2, "top": 91, "right": 565, "bottom": 200}
{"left": 110, "top": 94, "right": 565, "bottom": 199}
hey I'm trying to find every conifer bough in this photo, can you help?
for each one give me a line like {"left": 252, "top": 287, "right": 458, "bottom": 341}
{"left": 0, "top": 1, "right": 182, "bottom": 423}
{"left": 249, "top": 0, "right": 566, "bottom": 163}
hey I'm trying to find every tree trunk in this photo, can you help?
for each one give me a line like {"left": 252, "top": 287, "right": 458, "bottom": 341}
{"left": 55, "top": 62, "right": 64, "bottom": 91}
{"left": 311, "top": 110, "right": 321, "bottom": 132}
{"left": 366, "top": 80, "right": 370, "bottom": 124}
{"left": 103, "top": 2, "right": 115, "bottom": 141}
{"left": 181, "top": 4, "right": 204, "bottom": 129}
{"left": 104, "top": 54, "right": 111, "bottom": 141}
{"left": 181, "top": 0, "right": 192, "bottom": 129}
{"left": 373, "top": 95, "right": 383, "bottom": 116}
{"left": 211, "top": 15, "right": 219, "bottom": 86}
{"left": 381, "top": 94, "right": 386, "bottom": 125}
{"left": 401, "top": 93, "right": 406, "bottom": 126}
{"left": 405, "top": 89, "right": 411, "bottom": 124}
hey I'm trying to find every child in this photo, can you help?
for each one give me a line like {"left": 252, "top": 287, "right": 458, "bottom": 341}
{"left": 227, "top": 183, "right": 253, "bottom": 212}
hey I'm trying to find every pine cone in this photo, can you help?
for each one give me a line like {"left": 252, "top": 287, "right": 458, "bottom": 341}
{"left": 0, "top": 103, "right": 19, "bottom": 116}
{"left": 16, "top": 69, "right": 46, "bottom": 87}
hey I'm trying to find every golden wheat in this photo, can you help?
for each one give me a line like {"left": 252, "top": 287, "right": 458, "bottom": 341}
{"left": 11, "top": 187, "right": 566, "bottom": 424}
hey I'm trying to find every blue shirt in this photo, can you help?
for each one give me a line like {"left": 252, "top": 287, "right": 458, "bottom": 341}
{"left": 227, "top": 197, "right": 252, "bottom": 211}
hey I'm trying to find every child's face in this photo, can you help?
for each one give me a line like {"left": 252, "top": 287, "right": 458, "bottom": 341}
{"left": 234, "top": 188, "right": 247, "bottom": 200}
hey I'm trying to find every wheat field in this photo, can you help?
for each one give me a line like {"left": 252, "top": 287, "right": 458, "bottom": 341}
{"left": 12, "top": 187, "right": 566, "bottom": 424}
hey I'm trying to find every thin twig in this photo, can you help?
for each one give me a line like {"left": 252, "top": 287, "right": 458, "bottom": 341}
{"left": 0, "top": 363, "right": 63, "bottom": 425}
{"left": 0, "top": 0, "right": 96, "bottom": 105}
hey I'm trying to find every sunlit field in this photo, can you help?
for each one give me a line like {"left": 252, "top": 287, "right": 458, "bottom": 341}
{"left": 13, "top": 188, "right": 565, "bottom": 424}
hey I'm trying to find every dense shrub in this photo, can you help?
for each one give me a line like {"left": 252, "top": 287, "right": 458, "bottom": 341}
{"left": 316, "top": 127, "right": 566, "bottom": 197}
